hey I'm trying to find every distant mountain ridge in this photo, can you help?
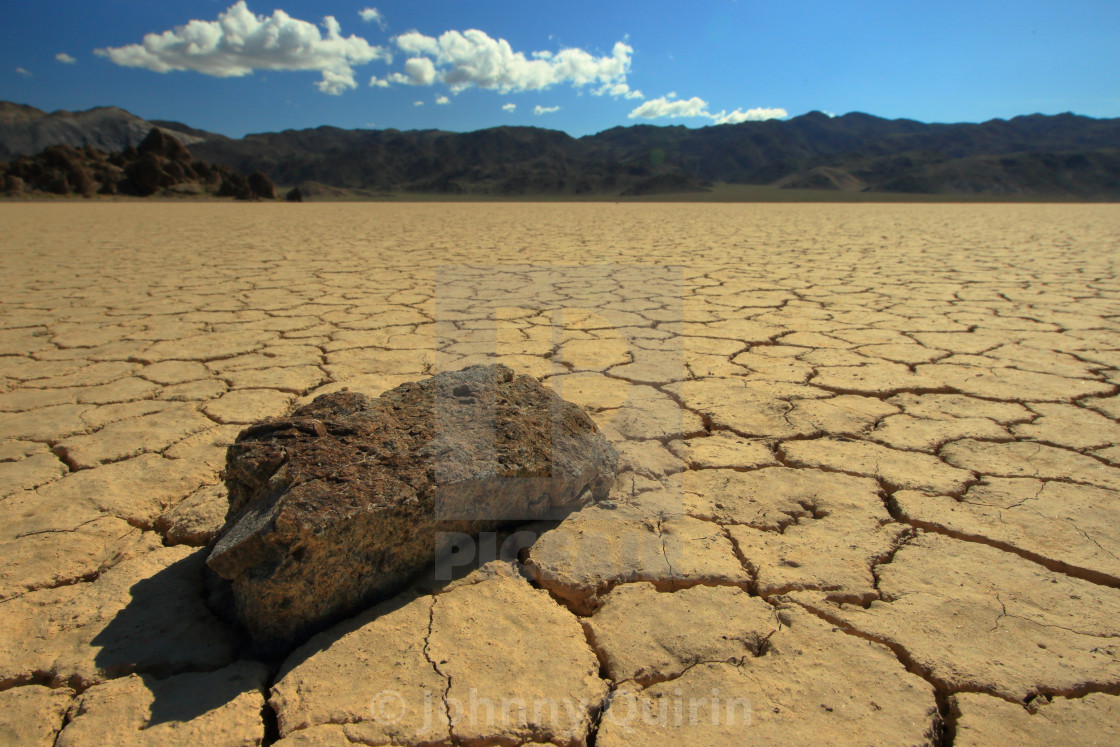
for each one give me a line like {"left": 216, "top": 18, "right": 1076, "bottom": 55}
{"left": 0, "top": 102, "right": 208, "bottom": 161}
{"left": 3, "top": 102, "right": 1119, "bottom": 198}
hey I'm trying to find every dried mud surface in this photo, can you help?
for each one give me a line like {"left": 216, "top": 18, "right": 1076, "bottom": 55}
{"left": 1, "top": 202, "right": 1118, "bottom": 745}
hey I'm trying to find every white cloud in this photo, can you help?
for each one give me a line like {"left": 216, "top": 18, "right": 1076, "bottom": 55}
{"left": 15, "top": 67, "right": 32, "bottom": 77}
{"left": 502, "top": 102, "right": 516, "bottom": 112}
{"left": 628, "top": 95, "right": 708, "bottom": 119}
{"left": 414, "top": 100, "right": 423, "bottom": 106}
{"left": 596, "top": 81, "right": 643, "bottom": 99}
{"left": 710, "top": 107, "right": 788, "bottom": 124}
{"left": 533, "top": 105, "right": 560, "bottom": 116}
{"left": 358, "top": 8, "right": 385, "bottom": 29}
{"left": 55, "top": 53, "right": 77, "bottom": 64}
{"left": 387, "top": 56, "right": 436, "bottom": 85}
{"left": 391, "top": 29, "right": 634, "bottom": 95}
{"left": 435, "top": 94, "right": 449, "bottom": 105}
{"left": 629, "top": 95, "right": 787, "bottom": 124}
{"left": 369, "top": 75, "right": 390, "bottom": 87}
{"left": 95, "top": 1, "right": 391, "bottom": 95}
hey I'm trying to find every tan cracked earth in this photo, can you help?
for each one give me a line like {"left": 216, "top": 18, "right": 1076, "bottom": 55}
{"left": 1, "top": 202, "right": 1119, "bottom": 745}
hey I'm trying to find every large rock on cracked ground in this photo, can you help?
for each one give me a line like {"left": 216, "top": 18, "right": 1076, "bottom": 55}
{"left": 207, "top": 364, "right": 618, "bottom": 649}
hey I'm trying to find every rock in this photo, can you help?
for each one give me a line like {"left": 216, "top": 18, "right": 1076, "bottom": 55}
{"left": 3, "top": 174, "right": 23, "bottom": 194}
{"left": 136, "top": 128, "right": 191, "bottom": 162}
{"left": 162, "top": 160, "right": 187, "bottom": 181}
{"left": 247, "top": 171, "right": 276, "bottom": 199}
{"left": 40, "top": 144, "right": 84, "bottom": 171}
{"left": 284, "top": 186, "right": 304, "bottom": 202}
{"left": 217, "top": 173, "right": 252, "bottom": 200}
{"left": 207, "top": 363, "right": 618, "bottom": 649}
{"left": 123, "top": 152, "right": 166, "bottom": 196}
{"left": 69, "top": 163, "right": 96, "bottom": 197}
{"left": 165, "top": 182, "right": 205, "bottom": 196}
{"left": 46, "top": 170, "right": 71, "bottom": 195}
{"left": 189, "top": 161, "right": 213, "bottom": 180}
{"left": 0, "top": 131, "right": 258, "bottom": 198}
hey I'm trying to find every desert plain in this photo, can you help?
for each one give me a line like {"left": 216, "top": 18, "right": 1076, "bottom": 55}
{"left": 0, "top": 201, "right": 1118, "bottom": 745}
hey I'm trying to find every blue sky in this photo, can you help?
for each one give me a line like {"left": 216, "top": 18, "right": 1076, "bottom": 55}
{"left": 2, "top": 1, "right": 1118, "bottom": 138}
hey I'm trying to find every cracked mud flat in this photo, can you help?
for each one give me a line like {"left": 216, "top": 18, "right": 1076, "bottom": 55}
{"left": 0, "top": 202, "right": 1118, "bottom": 745}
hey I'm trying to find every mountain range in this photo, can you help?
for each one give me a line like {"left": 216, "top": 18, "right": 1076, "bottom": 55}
{"left": 3, "top": 101, "right": 1119, "bottom": 198}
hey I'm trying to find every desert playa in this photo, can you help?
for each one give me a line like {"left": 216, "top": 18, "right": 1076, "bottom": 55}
{"left": 0, "top": 202, "right": 1118, "bottom": 745}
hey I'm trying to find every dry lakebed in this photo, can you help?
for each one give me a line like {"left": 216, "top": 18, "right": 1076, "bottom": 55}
{"left": 0, "top": 202, "right": 1118, "bottom": 745}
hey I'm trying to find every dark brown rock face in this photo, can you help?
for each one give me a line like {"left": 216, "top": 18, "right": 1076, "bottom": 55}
{"left": 206, "top": 364, "right": 618, "bottom": 650}
{"left": 0, "top": 127, "right": 269, "bottom": 199}
{"left": 137, "top": 126, "right": 192, "bottom": 162}
{"left": 216, "top": 172, "right": 251, "bottom": 199}
{"left": 247, "top": 171, "right": 276, "bottom": 199}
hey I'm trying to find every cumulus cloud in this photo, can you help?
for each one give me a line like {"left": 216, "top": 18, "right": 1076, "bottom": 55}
{"left": 629, "top": 95, "right": 786, "bottom": 124}
{"left": 15, "top": 67, "right": 32, "bottom": 77}
{"left": 502, "top": 102, "right": 516, "bottom": 112}
{"left": 533, "top": 105, "right": 560, "bottom": 116}
{"left": 628, "top": 95, "right": 708, "bottom": 119}
{"left": 95, "top": 1, "right": 391, "bottom": 94}
{"left": 387, "top": 56, "right": 436, "bottom": 85}
{"left": 390, "top": 29, "right": 634, "bottom": 96}
{"left": 56, "top": 53, "right": 77, "bottom": 64}
{"left": 369, "top": 75, "right": 390, "bottom": 87}
{"left": 413, "top": 100, "right": 423, "bottom": 106}
{"left": 710, "top": 107, "right": 788, "bottom": 124}
{"left": 435, "top": 94, "right": 449, "bottom": 105}
{"left": 358, "top": 8, "right": 386, "bottom": 29}
{"left": 596, "top": 81, "right": 643, "bottom": 99}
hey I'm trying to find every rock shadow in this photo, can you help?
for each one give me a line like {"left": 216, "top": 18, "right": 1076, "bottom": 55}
{"left": 90, "top": 550, "right": 243, "bottom": 726}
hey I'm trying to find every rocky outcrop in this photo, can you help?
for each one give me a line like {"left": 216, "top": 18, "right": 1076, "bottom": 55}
{"left": 0, "top": 102, "right": 209, "bottom": 161}
{"left": 215, "top": 171, "right": 275, "bottom": 201}
{"left": 206, "top": 364, "right": 618, "bottom": 650}
{"left": 0, "top": 127, "right": 271, "bottom": 199}
{"left": 247, "top": 171, "right": 276, "bottom": 200}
